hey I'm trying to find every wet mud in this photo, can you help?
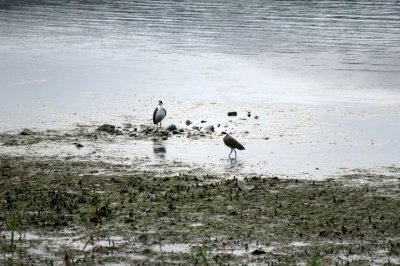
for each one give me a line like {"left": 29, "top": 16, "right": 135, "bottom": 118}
{"left": 1, "top": 152, "right": 399, "bottom": 265}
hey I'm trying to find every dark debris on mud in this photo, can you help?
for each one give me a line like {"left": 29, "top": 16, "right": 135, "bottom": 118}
{"left": 1, "top": 155, "right": 400, "bottom": 265}
{"left": 0, "top": 123, "right": 217, "bottom": 147}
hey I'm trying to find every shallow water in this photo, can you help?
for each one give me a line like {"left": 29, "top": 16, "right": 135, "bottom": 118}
{"left": 0, "top": 1, "right": 399, "bottom": 177}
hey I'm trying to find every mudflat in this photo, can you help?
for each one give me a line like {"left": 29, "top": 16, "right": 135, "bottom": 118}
{"left": 1, "top": 151, "right": 399, "bottom": 265}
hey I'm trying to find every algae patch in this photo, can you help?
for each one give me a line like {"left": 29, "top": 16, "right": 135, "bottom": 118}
{"left": 1, "top": 155, "right": 400, "bottom": 265}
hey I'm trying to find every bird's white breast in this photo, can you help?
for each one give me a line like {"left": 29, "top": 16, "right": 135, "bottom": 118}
{"left": 155, "top": 106, "right": 166, "bottom": 121}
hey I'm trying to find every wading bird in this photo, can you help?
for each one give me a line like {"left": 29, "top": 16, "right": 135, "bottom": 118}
{"left": 153, "top": 100, "right": 167, "bottom": 129}
{"left": 221, "top": 132, "right": 245, "bottom": 159}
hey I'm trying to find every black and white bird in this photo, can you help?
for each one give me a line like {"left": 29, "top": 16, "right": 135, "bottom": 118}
{"left": 153, "top": 100, "right": 167, "bottom": 129}
{"left": 221, "top": 132, "right": 245, "bottom": 159}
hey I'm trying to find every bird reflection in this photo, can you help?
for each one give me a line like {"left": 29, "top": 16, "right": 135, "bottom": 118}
{"left": 224, "top": 158, "right": 245, "bottom": 174}
{"left": 153, "top": 138, "right": 167, "bottom": 159}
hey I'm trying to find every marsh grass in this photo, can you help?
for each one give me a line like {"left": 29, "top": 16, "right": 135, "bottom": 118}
{"left": 1, "top": 155, "right": 400, "bottom": 265}
{"left": 2, "top": 202, "right": 28, "bottom": 265}
{"left": 190, "top": 244, "right": 209, "bottom": 266}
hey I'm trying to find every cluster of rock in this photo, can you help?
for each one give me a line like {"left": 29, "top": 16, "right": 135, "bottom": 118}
{"left": 95, "top": 122, "right": 215, "bottom": 140}
{"left": 12, "top": 111, "right": 260, "bottom": 147}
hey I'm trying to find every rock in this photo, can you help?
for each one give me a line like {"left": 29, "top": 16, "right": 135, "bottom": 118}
{"left": 158, "top": 130, "right": 169, "bottom": 136}
{"left": 251, "top": 249, "right": 266, "bottom": 255}
{"left": 73, "top": 143, "right": 84, "bottom": 148}
{"left": 254, "top": 115, "right": 259, "bottom": 120}
{"left": 97, "top": 124, "right": 116, "bottom": 133}
{"left": 153, "top": 147, "right": 166, "bottom": 154}
{"left": 228, "top": 112, "right": 237, "bottom": 117}
{"left": 205, "top": 125, "right": 214, "bottom": 132}
{"left": 166, "top": 124, "right": 177, "bottom": 131}
{"left": 192, "top": 126, "right": 200, "bottom": 130}
{"left": 123, "top": 123, "right": 133, "bottom": 128}
{"left": 185, "top": 120, "right": 192, "bottom": 126}
{"left": 20, "top": 128, "right": 34, "bottom": 136}
{"left": 137, "top": 125, "right": 148, "bottom": 133}
{"left": 247, "top": 112, "right": 251, "bottom": 117}
{"left": 143, "top": 127, "right": 153, "bottom": 134}
{"left": 201, "top": 120, "right": 207, "bottom": 123}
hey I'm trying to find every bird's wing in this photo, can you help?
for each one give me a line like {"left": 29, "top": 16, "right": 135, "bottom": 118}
{"left": 164, "top": 108, "right": 167, "bottom": 117}
{"left": 224, "top": 135, "right": 245, "bottom": 150}
{"left": 153, "top": 108, "right": 158, "bottom": 124}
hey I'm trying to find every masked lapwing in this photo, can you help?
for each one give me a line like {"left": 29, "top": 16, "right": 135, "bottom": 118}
{"left": 221, "top": 132, "right": 245, "bottom": 159}
{"left": 153, "top": 100, "right": 167, "bottom": 129}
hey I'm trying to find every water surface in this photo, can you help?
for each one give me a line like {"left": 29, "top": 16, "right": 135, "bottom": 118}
{"left": 1, "top": 1, "right": 399, "bottom": 177}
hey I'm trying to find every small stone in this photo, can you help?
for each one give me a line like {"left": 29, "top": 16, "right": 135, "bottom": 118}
{"left": 185, "top": 120, "right": 192, "bottom": 126}
{"left": 20, "top": 128, "right": 34, "bottom": 136}
{"left": 251, "top": 249, "right": 266, "bottom": 255}
{"left": 205, "top": 125, "right": 214, "bottom": 132}
{"left": 192, "top": 126, "right": 200, "bottom": 130}
{"left": 247, "top": 112, "right": 251, "bottom": 117}
{"left": 158, "top": 130, "right": 169, "bottom": 136}
{"left": 166, "top": 124, "right": 177, "bottom": 131}
{"left": 97, "top": 124, "right": 116, "bottom": 133}
{"left": 153, "top": 147, "right": 166, "bottom": 154}
{"left": 73, "top": 143, "right": 84, "bottom": 148}
{"left": 201, "top": 120, "right": 207, "bottom": 123}
{"left": 123, "top": 123, "right": 133, "bottom": 128}
{"left": 228, "top": 112, "right": 237, "bottom": 117}
{"left": 254, "top": 116, "right": 259, "bottom": 119}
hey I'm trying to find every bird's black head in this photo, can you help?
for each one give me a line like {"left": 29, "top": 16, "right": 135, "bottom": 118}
{"left": 158, "top": 100, "right": 163, "bottom": 105}
{"left": 221, "top": 131, "right": 228, "bottom": 135}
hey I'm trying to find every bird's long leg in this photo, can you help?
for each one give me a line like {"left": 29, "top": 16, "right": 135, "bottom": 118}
{"left": 228, "top": 149, "right": 233, "bottom": 158}
{"left": 234, "top": 149, "right": 237, "bottom": 159}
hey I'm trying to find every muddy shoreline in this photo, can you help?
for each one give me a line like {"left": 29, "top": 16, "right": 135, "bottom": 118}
{"left": 1, "top": 150, "right": 400, "bottom": 265}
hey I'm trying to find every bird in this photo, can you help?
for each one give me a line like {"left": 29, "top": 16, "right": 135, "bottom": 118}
{"left": 153, "top": 100, "right": 167, "bottom": 129}
{"left": 221, "top": 132, "right": 245, "bottom": 159}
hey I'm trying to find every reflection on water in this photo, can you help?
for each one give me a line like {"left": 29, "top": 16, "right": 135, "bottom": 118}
{"left": 1, "top": 1, "right": 399, "bottom": 81}
{"left": 1, "top": 0, "right": 399, "bottom": 111}
{"left": 152, "top": 138, "right": 166, "bottom": 159}
{"left": 0, "top": 1, "right": 399, "bottom": 175}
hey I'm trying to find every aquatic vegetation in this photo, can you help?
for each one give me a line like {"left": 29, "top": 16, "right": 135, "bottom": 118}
{"left": 0, "top": 155, "right": 400, "bottom": 265}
